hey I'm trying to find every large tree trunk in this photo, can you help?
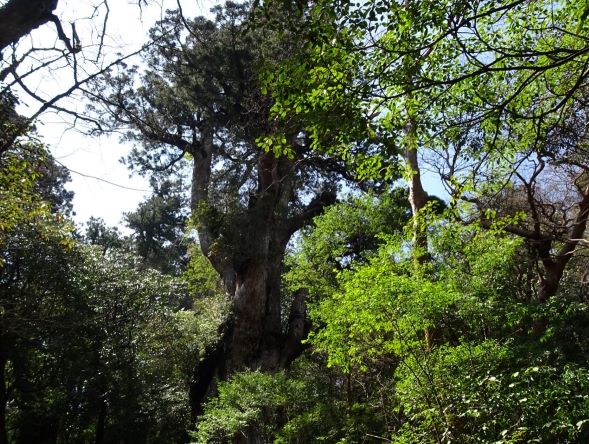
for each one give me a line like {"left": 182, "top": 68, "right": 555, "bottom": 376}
{"left": 188, "top": 141, "right": 333, "bottom": 414}
{"left": 229, "top": 260, "right": 283, "bottom": 371}
{"left": 0, "top": 0, "right": 59, "bottom": 52}
{"left": 225, "top": 148, "right": 289, "bottom": 371}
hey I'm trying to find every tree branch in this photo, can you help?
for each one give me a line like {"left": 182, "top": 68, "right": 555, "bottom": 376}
{"left": 0, "top": 0, "right": 59, "bottom": 52}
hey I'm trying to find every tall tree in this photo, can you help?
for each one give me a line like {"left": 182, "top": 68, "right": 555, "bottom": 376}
{"left": 125, "top": 177, "right": 189, "bottom": 275}
{"left": 0, "top": 141, "right": 196, "bottom": 442}
{"left": 263, "top": 0, "right": 589, "bottom": 301}
{"left": 91, "top": 1, "right": 360, "bottom": 414}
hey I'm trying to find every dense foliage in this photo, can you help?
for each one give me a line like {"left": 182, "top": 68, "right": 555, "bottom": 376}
{"left": 2, "top": 0, "right": 589, "bottom": 443}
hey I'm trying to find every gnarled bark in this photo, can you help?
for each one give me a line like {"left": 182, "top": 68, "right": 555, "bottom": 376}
{"left": 193, "top": 147, "right": 334, "bottom": 375}
{"left": 537, "top": 188, "right": 589, "bottom": 301}
{"left": 0, "top": 0, "right": 59, "bottom": 52}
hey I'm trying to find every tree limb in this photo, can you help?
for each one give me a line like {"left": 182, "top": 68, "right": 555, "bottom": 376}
{"left": 0, "top": 0, "right": 59, "bottom": 53}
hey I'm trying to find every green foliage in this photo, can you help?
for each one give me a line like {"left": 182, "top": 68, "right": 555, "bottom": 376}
{"left": 125, "top": 177, "right": 189, "bottom": 274}
{"left": 193, "top": 370, "right": 313, "bottom": 443}
{"left": 5, "top": 1, "right": 589, "bottom": 443}
{"left": 286, "top": 190, "right": 411, "bottom": 301}
{"left": 70, "top": 247, "right": 192, "bottom": 442}
{"left": 261, "top": 9, "right": 400, "bottom": 181}
{"left": 0, "top": 141, "right": 74, "bottom": 260}
{"left": 183, "top": 244, "right": 224, "bottom": 299}
{"left": 192, "top": 357, "right": 391, "bottom": 444}
{"left": 181, "top": 241, "right": 231, "bottom": 355}
{"left": 393, "top": 345, "right": 589, "bottom": 443}
{"left": 84, "top": 216, "right": 129, "bottom": 253}
{"left": 306, "top": 218, "right": 589, "bottom": 442}
{"left": 0, "top": 139, "right": 202, "bottom": 442}
{"left": 189, "top": 293, "right": 232, "bottom": 355}
{"left": 2, "top": 231, "right": 195, "bottom": 442}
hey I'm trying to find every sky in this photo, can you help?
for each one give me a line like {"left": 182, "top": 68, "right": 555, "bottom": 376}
{"left": 10, "top": 0, "right": 221, "bottom": 230}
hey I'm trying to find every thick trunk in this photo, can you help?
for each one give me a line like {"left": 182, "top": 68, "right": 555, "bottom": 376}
{"left": 229, "top": 263, "right": 283, "bottom": 371}
{"left": 223, "top": 238, "right": 308, "bottom": 373}
{"left": 0, "top": 0, "right": 58, "bottom": 52}
{"left": 189, "top": 138, "right": 334, "bottom": 419}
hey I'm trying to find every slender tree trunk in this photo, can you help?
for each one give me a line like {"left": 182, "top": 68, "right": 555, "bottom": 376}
{"left": 403, "top": 93, "right": 429, "bottom": 265}
{"left": 404, "top": 129, "right": 428, "bottom": 261}
{"left": 94, "top": 400, "right": 106, "bottom": 444}
{"left": 0, "top": 348, "right": 8, "bottom": 444}
{"left": 537, "top": 189, "right": 589, "bottom": 301}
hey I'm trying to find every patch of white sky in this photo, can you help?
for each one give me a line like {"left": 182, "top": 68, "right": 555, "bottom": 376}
{"left": 10, "top": 0, "right": 222, "bottom": 231}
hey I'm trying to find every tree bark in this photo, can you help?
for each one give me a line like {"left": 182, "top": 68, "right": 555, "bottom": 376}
{"left": 229, "top": 260, "right": 283, "bottom": 371}
{"left": 0, "top": 0, "right": 59, "bottom": 52}
{"left": 94, "top": 400, "right": 106, "bottom": 444}
{"left": 0, "top": 347, "right": 8, "bottom": 444}
{"left": 404, "top": 98, "right": 429, "bottom": 265}
{"left": 219, "top": 150, "right": 292, "bottom": 373}
{"left": 405, "top": 134, "right": 428, "bottom": 256}
{"left": 537, "top": 188, "right": 589, "bottom": 301}
{"left": 188, "top": 133, "right": 336, "bottom": 416}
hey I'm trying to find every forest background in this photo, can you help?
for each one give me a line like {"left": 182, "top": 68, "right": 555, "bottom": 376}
{"left": 1, "top": 0, "right": 589, "bottom": 443}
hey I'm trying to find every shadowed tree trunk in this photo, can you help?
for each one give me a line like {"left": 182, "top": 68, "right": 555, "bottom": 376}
{"left": 0, "top": 347, "right": 7, "bottom": 444}
{"left": 0, "top": 0, "right": 59, "bottom": 53}
{"left": 92, "top": 2, "right": 343, "bottom": 417}
{"left": 188, "top": 136, "right": 336, "bottom": 413}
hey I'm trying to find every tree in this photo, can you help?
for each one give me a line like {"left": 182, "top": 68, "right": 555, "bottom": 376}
{"left": 263, "top": 0, "right": 589, "bottom": 301}
{"left": 1, "top": 237, "right": 195, "bottom": 443}
{"left": 305, "top": 218, "right": 589, "bottom": 442}
{"left": 125, "top": 177, "right": 189, "bottom": 275}
{"left": 83, "top": 216, "right": 128, "bottom": 255}
{"left": 91, "top": 3, "right": 361, "bottom": 407}
{"left": 0, "top": 131, "right": 200, "bottom": 443}
{"left": 285, "top": 189, "right": 411, "bottom": 302}
{"left": 0, "top": 135, "right": 78, "bottom": 443}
